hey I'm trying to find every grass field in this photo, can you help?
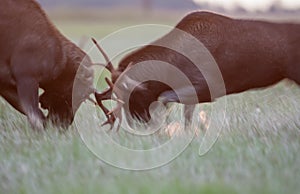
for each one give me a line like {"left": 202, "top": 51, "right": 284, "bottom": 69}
{"left": 1, "top": 9, "right": 300, "bottom": 194}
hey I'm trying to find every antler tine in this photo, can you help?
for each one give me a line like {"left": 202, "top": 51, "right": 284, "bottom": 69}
{"left": 95, "top": 88, "right": 112, "bottom": 101}
{"left": 87, "top": 96, "right": 97, "bottom": 105}
{"left": 107, "top": 100, "right": 123, "bottom": 132}
{"left": 107, "top": 101, "right": 123, "bottom": 116}
{"left": 97, "top": 99, "right": 115, "bottom": 129}
{"left": 95, "top": 93, "right": 123, "bottom": 130}
{"left": 105, "top": 77, "right": 114, "bottom": 88}
{"left": 94, "top": 76, "right": 123, "bottom": 130}
{"left": 91, "top": 38, "right": 115, "bottom": 73}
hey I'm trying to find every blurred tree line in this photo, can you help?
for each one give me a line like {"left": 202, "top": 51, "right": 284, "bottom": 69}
{"left": 38, "top": 0, "right": 198, "bottom": 10}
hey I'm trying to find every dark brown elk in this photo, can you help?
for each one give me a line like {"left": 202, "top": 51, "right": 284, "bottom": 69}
{"left": 95, "top": 11, "right": 300, "bottom": 129}
{"left": 0, "top": 0, "right": 95, "bottom": 129}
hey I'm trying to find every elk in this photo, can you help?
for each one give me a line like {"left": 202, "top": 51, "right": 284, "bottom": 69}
{"left": 94, "top": 11, "right": 300, "bottom": 130}
{"left": 0, "top": 0, "right": 95, "bottom": 130}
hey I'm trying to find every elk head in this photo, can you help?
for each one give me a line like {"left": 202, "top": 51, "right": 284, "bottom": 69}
{"left": 92, "top": 38, "right": 158, "bottom": 130}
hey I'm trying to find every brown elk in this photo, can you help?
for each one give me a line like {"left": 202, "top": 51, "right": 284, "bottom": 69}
{"left": 0, "top": 0, "right": 95, "bottom": 129}
{"left": 95, "top": 11, "right": 300, "bottom": 129}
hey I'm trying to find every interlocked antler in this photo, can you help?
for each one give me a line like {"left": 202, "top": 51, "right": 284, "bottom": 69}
{"left": 92, "top": 38, "right": 123, "bottom": 130}
{"left": 95, "top": 78, "right": 122, "bottom": 128}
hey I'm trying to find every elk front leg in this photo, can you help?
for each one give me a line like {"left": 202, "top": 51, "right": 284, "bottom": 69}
{"left": 159, "top": 85, "right": 209, "bottom": 130}
{"left": 16, "top": 78, "right": 45, "bottom": 130}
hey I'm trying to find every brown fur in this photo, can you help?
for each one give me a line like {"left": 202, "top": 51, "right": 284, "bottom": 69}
{"left": 0, "top": 0, "right": 93, "bottom": 129}
{"left": 110, "top": 11, "right": 300, "bottom": 125}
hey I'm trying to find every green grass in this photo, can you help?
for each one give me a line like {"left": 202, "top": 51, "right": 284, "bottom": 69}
{"left": 1, "top": 81, "right": 299, "bottom": 194}
{"left": 1, "top": 10, "right": 300, "bottom": 194}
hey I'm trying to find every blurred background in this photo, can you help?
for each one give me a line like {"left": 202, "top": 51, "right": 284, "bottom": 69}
{"left": 36, "top": 0, "right": 300, "bottom": 39}
{"left": 38, "top": 0, "right": 300, "bottom": 13}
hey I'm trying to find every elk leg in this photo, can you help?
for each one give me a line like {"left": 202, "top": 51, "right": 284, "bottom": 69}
{"left": 159, "top": 86, "right": 208, "bottom": 130}
{"left": 159, "top": 89, "right": 196, "bottom": 129}
{"left": 16, "top": 78, "right": 45, "bottom": 130}
{"left": 184, "top": 105, "right": 195, "bottom": 129}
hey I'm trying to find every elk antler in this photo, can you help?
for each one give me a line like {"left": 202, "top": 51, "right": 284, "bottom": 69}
{"left": 92, "top": 38, "right": 123, "bottom": 130}
{"left": 91, "top": 38, "right": 115, "bottom": 73}
{"left": 95, "top": 78, "right": 123, "bottom": 130}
